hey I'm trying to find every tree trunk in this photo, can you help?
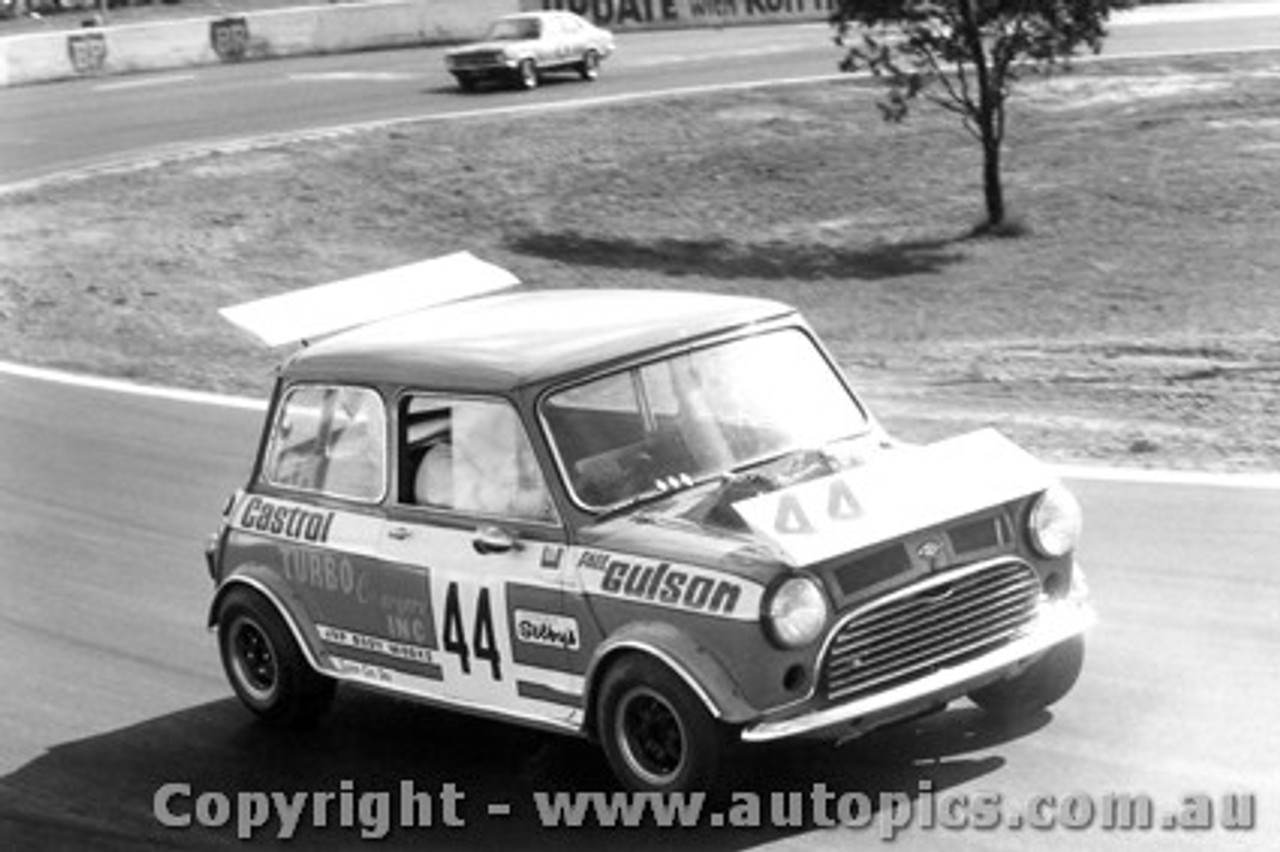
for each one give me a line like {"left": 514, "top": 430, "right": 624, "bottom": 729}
{"left": 982, "top": 130, "right": 1005, "bottom": 228}
{"left": 958, "top": 0, "right": 1005, "bottom": 229}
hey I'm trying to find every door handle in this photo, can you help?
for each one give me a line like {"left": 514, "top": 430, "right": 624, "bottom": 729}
{"left": 387, "top": 526, "right": 412, "bottom": 541}
{"left": 472, "top": 525, "right": 520, "bottom": 555}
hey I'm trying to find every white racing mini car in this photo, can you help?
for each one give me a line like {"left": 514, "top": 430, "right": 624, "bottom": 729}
{"left": 206, "top": 252, "right": 1093, "bottom": 793}
{"left": 443, "top": 11, "right": 615, "bottom": 91}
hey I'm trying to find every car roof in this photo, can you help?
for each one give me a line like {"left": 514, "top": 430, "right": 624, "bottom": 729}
{"left": 282, "top": 289, "right": 795, "bottom": 393}
{"left": 496, "top": 12, "right": 565, "bottom": 23}
{"left": 511, "top": 11, "right": 577, "bottom": 17}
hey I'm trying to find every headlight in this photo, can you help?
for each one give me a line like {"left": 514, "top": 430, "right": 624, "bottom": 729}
{"left": 764, "top": 576, "right": 829, "bottom": 649}
{"left": 1028, "top": 482, "right": 1083, "bottom": 557}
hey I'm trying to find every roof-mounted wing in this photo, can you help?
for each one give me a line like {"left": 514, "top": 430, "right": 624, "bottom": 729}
{"left": 219, "top": 251, "right": 520, "bottom": 347}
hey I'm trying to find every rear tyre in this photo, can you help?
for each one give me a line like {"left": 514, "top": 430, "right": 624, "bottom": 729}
{"left": 969, "top": 635, "right": 1085, "bottom": 720}
{"left": 597, "top": 655, "right": 728, "bottom": 793}
{"left": 217, "top": 588, "right": 335, "bottom": 729}
{"left": 516, "top": 58, "right": 538, "bottom": 90}
{"left": 452, "top": 72, "right": 476, "bottom": 92}
{"left": 579, "top": 50, "right": 601, "bottom": 81}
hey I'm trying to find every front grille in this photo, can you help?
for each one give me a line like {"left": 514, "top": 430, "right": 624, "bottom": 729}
{"left": 822, "top": 561, "right": 1040, "bottom": 703}
{"left": 451, "top": 51, "right": 503, "bottom": 69}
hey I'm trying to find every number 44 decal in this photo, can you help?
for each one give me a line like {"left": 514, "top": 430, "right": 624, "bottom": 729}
{"left": 774, "top": 478, "right": 863, "bottom": 535}
{"left": 442, "top": 583, "right": 503, "bottom": 681}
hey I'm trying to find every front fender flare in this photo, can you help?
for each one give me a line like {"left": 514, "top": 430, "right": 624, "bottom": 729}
{"left": 583, "top": 621, "right": 758, "bottom": 739}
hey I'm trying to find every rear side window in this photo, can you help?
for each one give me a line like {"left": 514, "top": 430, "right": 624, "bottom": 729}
{"left": 262, "top": 385, "right": 386, "bottom": 502}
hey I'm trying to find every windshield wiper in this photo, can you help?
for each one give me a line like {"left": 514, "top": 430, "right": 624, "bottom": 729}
{"left": 594, "top": 471, "right": 720, "bottom": 522}
{"left": 729, "top": 445, "right": 840, "bottom": 483}
{"left": 594, "top": 446, "right": 845, "bottom": 523}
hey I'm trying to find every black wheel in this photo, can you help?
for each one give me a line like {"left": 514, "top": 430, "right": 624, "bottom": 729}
{"left": 217, "top": 588, "right": 335, "bottom": 729}
{"left": 452, "top": 72, "right": 476, "bottom": 92}
{"left": 597, "top": 655, "right": 728, "bottom": 792}
{"left": 970, "top": 635, "right": 1085, "bottom": 719}
{"left": 516, "top": 58, "right": 538, "bottom": 90}
{"left": 579, "top": 50, "right": 601, "bottom": 81}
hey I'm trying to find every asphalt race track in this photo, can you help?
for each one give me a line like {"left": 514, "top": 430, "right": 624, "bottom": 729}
{"left": 3, "top": 6, "right": 1280, "bottom": 188}
{"left": 3, "top": 7, "right": 1280, "bottom": 850}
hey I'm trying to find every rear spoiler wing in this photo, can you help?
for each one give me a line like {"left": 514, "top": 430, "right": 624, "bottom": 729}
{"left": 219, "top": 251, "right": 520, "bottom": 347}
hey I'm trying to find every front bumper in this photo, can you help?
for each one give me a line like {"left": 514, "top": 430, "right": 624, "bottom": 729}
{"left": 741, "top": 595, "right": 1095, "bottom": 743}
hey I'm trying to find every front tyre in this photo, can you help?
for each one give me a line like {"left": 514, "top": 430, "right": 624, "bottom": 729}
{"left": 597, "top": 655, "right": 728, "bottom": 792}
{"left": 217, "top": 588, "right": 335, "bottom": 729}
{"left": 579, "top": 50, "right": 601, "bottom": 81}
{"left": 969, "top": 635, "right": 1085, "bottom": 720}
{"left": 516, "top": 58, "right": 538, "bottom": 90}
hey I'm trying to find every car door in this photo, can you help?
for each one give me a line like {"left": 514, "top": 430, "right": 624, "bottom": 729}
{"left": 378, "top": 393, "right": 590, "bottom": 729}
{"left": 539, "top": 15, "right": 571, "bottom": 67}
{"left": 560, "top": 15, "right": 588, "bottom": 63}
{"left": 527, "top": 16, "right": 552, "bottom": 67}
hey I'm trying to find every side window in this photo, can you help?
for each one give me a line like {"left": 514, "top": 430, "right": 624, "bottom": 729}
{"left": 543, "top": 372, "right": 647, "bottom": 505}
{"left": 403, "top": 396, "right": 556, "bottom": 524}
{"left": 263, "top": 385, "right": 386, "bottom": 502}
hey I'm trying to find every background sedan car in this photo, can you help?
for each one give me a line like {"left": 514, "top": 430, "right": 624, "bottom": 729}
{"left": 444, "top": 11, "right": 615, "bottom": 91}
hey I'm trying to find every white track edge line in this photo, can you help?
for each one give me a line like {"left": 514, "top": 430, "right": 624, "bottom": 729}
{"left": 0, "top": 360, "right": 265, "bottom": 411}
{"left": 3, "top": 360, "right": 1276, "bottom": 490}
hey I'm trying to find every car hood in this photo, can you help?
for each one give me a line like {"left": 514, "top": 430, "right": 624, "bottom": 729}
{"left": 576, "top": 429, "right": 1054, "bottom": 577}
{"left": 732, "top": 429, "right": 1054, "bottom": 567}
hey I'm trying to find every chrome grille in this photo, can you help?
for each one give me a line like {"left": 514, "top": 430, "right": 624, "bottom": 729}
{"left": 450, "top": 51, "right": 503, "bottom": 68}
{"left": 822, "top": 561, "right": 1040, "bottom": 703}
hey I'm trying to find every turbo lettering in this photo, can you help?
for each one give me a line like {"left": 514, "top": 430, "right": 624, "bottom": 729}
{"left": 280, "top": 546, "right": 355, "bottom": 595}
{"left": 240, "top": 497, "right": 334, "bottom": 544}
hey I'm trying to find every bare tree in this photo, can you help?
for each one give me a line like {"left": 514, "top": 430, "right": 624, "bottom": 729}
{"left": 832, "top": 0, "right": 1134, "bottom": 231}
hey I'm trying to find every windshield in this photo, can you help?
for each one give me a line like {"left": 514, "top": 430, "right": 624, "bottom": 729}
{"left": 543, "top": 329, "right": 869, "bottom": 510}
{"left": 485, "top": 18, "right": 541, "bottom": 41}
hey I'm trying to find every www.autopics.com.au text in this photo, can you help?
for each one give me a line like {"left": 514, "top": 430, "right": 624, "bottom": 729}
{"left": 152, "top": 779, "right": 1258, "bottom": 840}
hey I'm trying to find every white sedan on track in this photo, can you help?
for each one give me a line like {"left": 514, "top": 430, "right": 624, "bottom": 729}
{"left": 444, "top": 11, "right": 615, "bottom": 92}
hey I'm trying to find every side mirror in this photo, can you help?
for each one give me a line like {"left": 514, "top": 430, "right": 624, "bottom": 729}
{"left": 472, "top": 525, "right": 521, "bottom": 555}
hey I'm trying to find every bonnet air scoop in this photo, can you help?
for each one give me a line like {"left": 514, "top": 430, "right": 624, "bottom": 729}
{"left": 219, "top": 251, "right": 520, "bottom": 348}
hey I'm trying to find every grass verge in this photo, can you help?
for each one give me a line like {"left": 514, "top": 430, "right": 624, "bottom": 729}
{"left": 2, "top": 52, "right": 1279, "bottom": 471}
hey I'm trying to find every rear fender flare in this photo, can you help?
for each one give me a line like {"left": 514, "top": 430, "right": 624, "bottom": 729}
{"left": 207, "top": 565, "right": 327, "bottom": 675}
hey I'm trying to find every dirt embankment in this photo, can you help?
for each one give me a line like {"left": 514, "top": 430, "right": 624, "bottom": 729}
{"left": 2, "top": 53, "right": 1278, "bottom": 472}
